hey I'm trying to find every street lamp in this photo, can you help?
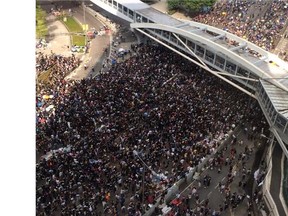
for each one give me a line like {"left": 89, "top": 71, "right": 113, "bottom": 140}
{"left": 82, "top": 2, "right": 93, "bottom": 47}
{"left": 133, "top": 150, "right": 165, "bottom": 207}
{"left": 82, "top": 1, "right": 87, "bottom": 46}
{"left": 133, "top": 150, "right": 161, "bottom": 178}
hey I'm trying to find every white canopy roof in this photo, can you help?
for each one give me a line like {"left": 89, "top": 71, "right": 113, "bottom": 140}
{"left": 116, "top": 0, "right": 150, "bottom": 11}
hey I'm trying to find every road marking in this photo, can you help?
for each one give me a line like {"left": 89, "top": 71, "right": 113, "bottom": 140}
{"left": 109, "top": 34, "right": 113, "bottom": 58}
{"left": 230, "top": 208, "right": 235, "bottom": 216}
{"left": 214, "top": 177, "right": 226, "bottom": 189}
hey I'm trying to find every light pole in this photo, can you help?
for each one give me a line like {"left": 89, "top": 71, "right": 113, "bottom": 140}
{"left": 82, "top": 2, "right": 93, "bottom": 47}
{"left": 133, "top": 150, "right": 160, "bottom": 178}
{"left": 82, "top": 1, "right": 87, "bottom": 46}
{"left": 133, "top": 150, "right": 164, "bottom": 207}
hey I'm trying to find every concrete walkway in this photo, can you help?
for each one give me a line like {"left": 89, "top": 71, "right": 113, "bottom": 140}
{"left": 150, "top": 1, "right": 192, "bottom": 21}
{"left": 36, "top": 14, "right": 80, "bottom": 57}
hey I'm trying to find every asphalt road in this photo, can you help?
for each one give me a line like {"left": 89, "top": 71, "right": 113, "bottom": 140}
{"left": 39, "top": 1, "right": 111, "bottom": 80}
{"left": 66, "top": 5, "right": 111, "bottom": 79}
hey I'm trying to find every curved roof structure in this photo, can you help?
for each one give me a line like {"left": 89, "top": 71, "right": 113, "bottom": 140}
{"left": 114, "top": 0, "right": 149, "bottom": 10}
{"left": 131, "top": 22, "right": 288, "bottom": 92}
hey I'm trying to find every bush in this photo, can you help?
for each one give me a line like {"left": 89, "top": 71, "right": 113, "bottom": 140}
{"left": 168, "top": 0, "right": 216, "bottom": 14}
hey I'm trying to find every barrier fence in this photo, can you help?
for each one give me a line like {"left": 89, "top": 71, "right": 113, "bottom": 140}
{"left": 144, "top": 126, "right": 240, "bottom": 216}
{"left": 262, "top": 140, "right": 279, "bottom": 216}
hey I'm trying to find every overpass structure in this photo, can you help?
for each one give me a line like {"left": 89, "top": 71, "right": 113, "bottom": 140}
{"left": 90, "top": 0, "right": 288, "bottom": 214}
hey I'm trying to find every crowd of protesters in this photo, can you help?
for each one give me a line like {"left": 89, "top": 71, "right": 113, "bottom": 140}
{"left": 36, "top": 43, "right": 268, "bottom": 215}
{"left": 36, "top": 52, "right": 81, "bottom": 155}
{"left": 36, "top": 52, "right": 81, "bottom": 84}
{"left": 164, "top": 123, "right": 268, "bottom": 215}
{"left": 193, "top": 0, "right": 288, "bottom": 53}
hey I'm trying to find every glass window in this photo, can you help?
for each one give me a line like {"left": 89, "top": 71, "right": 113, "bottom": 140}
{"left": 205, "top": 50, "right": 214, "bottom": 62}
{"left": 178, "top": 36, "right": 186, "bottom": 45}
{"left": 187, "top": 40, "right": 195, "bottom": 50}
{"left": 226, "top": 60, "right": 236, "bottom": 73}
{"left": 215, "top": 55, "right": 225, "bottom": 69}
{"left": 276, "top": 115, "right": 287, "bottom": 128}
{"left": 163, "top": 31, "right": 169, "bottom": 39}
{"left": 196, "top": 45, "right": 204, "bottom": 57}
{"left": 170, "top": 35, "right": 177, "bottom": 44}
{"left": 284, "top": 122, "right": 288, "bottom": 135}
{"left": 155, "top": 29, "right": 161, "bottom": 35}
{"left": 135, "top": 13, "right": 141, "bottom": 22}
{"left": 246, "top": 80, "right": 257, "bottom": 89}
{"left": 237, "top": 67, "right": 249, "bottom": 77}
{"left": 118, "top": 3, "right": 122, "bottom": 12}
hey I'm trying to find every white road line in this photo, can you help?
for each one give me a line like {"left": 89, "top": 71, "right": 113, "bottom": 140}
{"left": 230, "top": 208, "right": 235, "bottom": 216}
{"left": 109, "top": 34, "right": 113, "bottom": 58}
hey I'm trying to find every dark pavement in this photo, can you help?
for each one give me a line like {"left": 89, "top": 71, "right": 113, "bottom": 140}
{"left": 65, "top": 4, "right": 111, "bottom": 79}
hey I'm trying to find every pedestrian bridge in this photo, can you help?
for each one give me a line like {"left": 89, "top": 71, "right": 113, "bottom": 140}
{"left": 92, "top": 0, "right": 288, "bottom": 153}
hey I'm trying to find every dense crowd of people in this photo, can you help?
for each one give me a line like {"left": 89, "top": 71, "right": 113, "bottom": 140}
{"left": 36, "top": 52, "right": 81, "bottom": 85}
{"left": 35, "top": 43, "right": 269, "bottom": 215}
{"left": 36, "top": 52, "right": 81, "bottom": 154}
{"left": 162, "top": 124, "right": 267, "bottom": 216}
{"left": 193, "top": 0, "right": 288, "bottom": 53}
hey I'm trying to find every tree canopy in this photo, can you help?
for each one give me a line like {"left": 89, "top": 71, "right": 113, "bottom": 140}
{"left": 168, "top": 0, "right": 216, "bottom": 13}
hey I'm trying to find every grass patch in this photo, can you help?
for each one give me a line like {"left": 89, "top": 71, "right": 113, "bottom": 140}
{"left": 60, "top": 16, "right": 86, "bottom": 47}
{"left": 36, "top": 4, "right": 48, "bottom": 38}
{"left": 168, "top": 9, "right": 177, "bottom": 15}
{"left": 62, "top": 16, "right": 83, "bottom": 33}
{"left": 72, "top": 35, "right": 86, "bottom": 46}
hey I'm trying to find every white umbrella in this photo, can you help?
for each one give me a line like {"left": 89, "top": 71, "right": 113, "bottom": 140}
{"left": 118, "top": 48, "right": 125, "bottom": 53}
{"left": 46, "top": 104, "right": 54, "bottom": 112}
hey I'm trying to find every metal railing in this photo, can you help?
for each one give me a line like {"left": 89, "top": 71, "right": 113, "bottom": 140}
{"left": 262, "top": 141, "right": 279, "bottom": 216}
{"left": 144, "top": 127, "right": 239, "bottom": 215}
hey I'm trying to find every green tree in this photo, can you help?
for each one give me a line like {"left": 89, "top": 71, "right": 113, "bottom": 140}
{"left": 167, "top": 0, "right": 182, "bottom": 11}
{"left": 36, "top": 3, "right": 48, "bottom": 39}
{"left": 168, "top": 0, "right": 216, "bottom": 13}
{"left": 141, "top": 0, "right": 159, "bottom": 4}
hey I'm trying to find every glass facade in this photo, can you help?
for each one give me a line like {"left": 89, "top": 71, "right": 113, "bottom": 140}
{"left": 257, "top": 81, "right": 288, "bottom": 137}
